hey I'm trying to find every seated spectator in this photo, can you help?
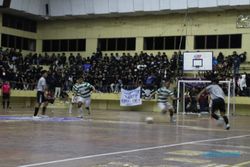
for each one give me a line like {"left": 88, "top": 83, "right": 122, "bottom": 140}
{"left": 83, "top": 61, "right": 92, "bottom": 72}
{"left": 145, "top": 73, "right": 156, "bottom": 90}
{"left": 217, "top": 52, "right": 224, "bottom": 64}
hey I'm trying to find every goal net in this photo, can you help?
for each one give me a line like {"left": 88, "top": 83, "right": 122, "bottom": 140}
{"left": 176, "top": 80, "right": 235, "bottom": 116}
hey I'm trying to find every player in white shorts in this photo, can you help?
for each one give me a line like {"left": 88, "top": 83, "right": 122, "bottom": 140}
{"left": 151, "top": 80, "right": 178, "bottom": 123}
{"left": 74, "top": 76, "right": 95, "bottom": 118}
{"left": 157, "top": 102, "right": 174, "bottom": 112}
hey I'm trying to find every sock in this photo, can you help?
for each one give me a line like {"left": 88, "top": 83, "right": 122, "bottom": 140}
{"left": 68, "top": 104, "right": 73, "bottom": 113}
{"left": 86, "top": 107, "right": 90, "bottom": 115}
{"left": 223, "top": 115, "right": 229, "bottom": 124}
{"left": 42, "top": 107, "right": 47, "bottom": 115}
{"left": 169, "top": 110, "right": 174, "bottom": 120}
{"left": 170, "top": 112, "right": 173, "bottom": 118}
{"left": 211, "top": 113, "right": 219, "bottom": 120}
{"left": 78, "top": 108, "right": 83, "bottom": 117}
{"left": 34, "top": 107, "right": 39, "bottom": 116}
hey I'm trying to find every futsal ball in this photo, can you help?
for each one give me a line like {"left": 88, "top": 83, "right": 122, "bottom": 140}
{"left": 145, "top": 117, "right": 154, "bottom": 124}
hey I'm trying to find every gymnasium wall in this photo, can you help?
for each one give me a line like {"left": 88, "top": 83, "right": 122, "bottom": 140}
{"left": 0, "top": 13, "right": 2, "bottom": 46}
{"left": 37, "top": 10, "right": 250, "bottom": 60}
{"left": 1, "top": 10, "right": 250, "bottom": 60}
{"left": 0, "top": 13, "right": 38, "bottom": 54}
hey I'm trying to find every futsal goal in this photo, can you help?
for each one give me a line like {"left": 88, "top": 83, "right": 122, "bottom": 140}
{"left": 176, "top": 80, "right": 235, "bottom": 116}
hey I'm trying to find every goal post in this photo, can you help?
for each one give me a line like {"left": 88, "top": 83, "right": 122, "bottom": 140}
{"left": 177, "top": 80, "right": 235, "bottom": 116}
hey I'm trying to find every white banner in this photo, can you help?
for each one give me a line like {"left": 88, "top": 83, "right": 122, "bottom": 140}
{"left": 120, "top": 87, "right": 142, "bottom": 106}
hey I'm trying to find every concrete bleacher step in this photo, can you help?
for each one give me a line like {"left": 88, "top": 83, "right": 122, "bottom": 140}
{"left": 240, "top": 62, "right": 250, "bottom": 73}
{"left": 240, "top": 64, "right": 250, "bottom": 68}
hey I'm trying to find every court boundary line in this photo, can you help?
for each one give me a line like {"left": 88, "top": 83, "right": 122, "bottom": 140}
{"left": 193, "top": 143, "right": 250, "bottom": 150}
{"left": 19, "top": 134, "right": 250, "bottom": 167}
{"left": 177, "top": 125, "right": 250, "bottom": 132}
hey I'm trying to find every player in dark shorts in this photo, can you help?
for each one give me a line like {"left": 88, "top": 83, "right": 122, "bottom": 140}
{"left": 33, "top": 71, "right": 49, "bottom": 119}
{"left": 197, "top": 79, "right": 230, "bottom": 130}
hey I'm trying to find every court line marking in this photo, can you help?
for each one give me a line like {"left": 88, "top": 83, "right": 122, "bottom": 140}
{"left": 233, "top": 160, "right": 250, "bottom": 167}
{"left": 194, "top": 143, "right": 250, "bottom": 150}
{"left": 177, "top": 125, "right": 250, "bottom": 132}
{"left": 19, "top": 134, "right": 250, "bottom": 167}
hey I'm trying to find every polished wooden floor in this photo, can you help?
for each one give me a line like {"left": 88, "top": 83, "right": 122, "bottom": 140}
{"left": 1, "top": 107, "right": 250, "bottom": 167}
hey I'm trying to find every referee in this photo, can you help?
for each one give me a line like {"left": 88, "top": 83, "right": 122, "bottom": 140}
{"left": 33, "top": 70, "right": 49, "bottom": 118}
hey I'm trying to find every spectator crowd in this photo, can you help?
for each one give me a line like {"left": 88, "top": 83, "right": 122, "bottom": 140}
{"left": 0, "top": 47, "right": 249, "bottom": 97}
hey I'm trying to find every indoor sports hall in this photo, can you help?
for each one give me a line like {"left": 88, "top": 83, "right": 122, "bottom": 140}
{"left": 0, "top": 0, "right": 250, "bottom": 167}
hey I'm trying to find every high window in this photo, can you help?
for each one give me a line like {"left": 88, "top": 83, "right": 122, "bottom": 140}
{"left": 144, "top": 36, "right": 186, "bottom": 50}
{"left": 194, "top": 34, "right": 242, "bottom": 49}
{"left": 42, "top": 39, "right": 86, "bottom": 52}
{"left": 1, "top": 34, "right": 36, "bottom": 51}
{"left": 2, "top": 14, "right": 37, "bottom": 33}
{"left": 98, "top": 38, "right": 136, "bottom": 51}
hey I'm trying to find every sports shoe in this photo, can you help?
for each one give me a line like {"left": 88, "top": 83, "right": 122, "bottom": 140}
{"left": 32, "top": 116, "right": 40, "bottom": 119}
{"left": 40, "top": 115, "right": 49, "bottom": 118}
{"left": 77, "top": 115, "right": 83, "bottom": 119}
{"left": 170, "top": 117, "right": 176, "bottom": 123}
{"left": 225, "top": 124, "right": 230, "bottom": 130}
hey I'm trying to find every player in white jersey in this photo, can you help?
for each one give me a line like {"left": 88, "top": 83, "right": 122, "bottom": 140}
{"left": 33, "top": 70, "right": 49, "bottom": 119}
{"left": 75, "top": 76, "right": 95, "bottom": 118}
{"left": 197, "top": 79, "right": 230, "bottom": 130}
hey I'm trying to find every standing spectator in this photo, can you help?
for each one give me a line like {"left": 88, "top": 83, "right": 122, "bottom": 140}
{"left": 238, "top": 74, "right": 247, "bottom": 96}
{"left": 239, "top": 52, "right": 247, "bottom": 64}
{"left": 232, "top": 51, "right": 240, "bottom": 76}
{"left": 2, "top": 81, "right": 11, "bottom": 112}
{"left": 54, "top": 72, "right": 62, "bottom": 98}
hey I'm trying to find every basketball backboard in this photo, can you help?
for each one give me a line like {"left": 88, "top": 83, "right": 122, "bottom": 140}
{"left": 183, "top": 51, "right": 213, "bottom": 71}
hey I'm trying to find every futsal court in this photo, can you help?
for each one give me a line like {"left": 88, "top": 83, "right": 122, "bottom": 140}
{"left": 1, "top": 108, "right": 250, "bottom": 167}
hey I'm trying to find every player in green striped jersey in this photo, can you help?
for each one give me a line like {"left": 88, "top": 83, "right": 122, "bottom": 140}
{"left": 75, "top": 76, "right": 96, "bottom": 118}
{"left": 151, "top": 80, "right": 178, "bottom": 123}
